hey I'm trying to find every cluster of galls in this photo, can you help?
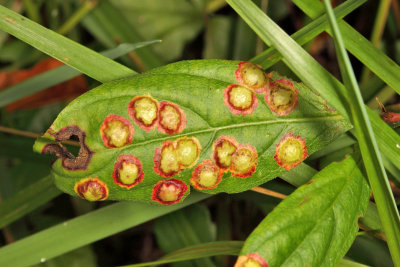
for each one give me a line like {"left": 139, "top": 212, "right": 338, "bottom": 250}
{"left": 224, "top": 61, "right": 298, "bottom": 116}
{"left": 191, "top": 136, "right": 258, "bottom": 190}
{"left": 74, "top": 95, "right": 188, "bottom": 202}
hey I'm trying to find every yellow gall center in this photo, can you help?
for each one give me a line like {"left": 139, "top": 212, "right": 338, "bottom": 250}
{"left": 134, "top": 97, "right": 158, "bottom": 125}
{"left": 215, "top": 141, "right": 237, "bottom": 168}
{"left": 118, "top": 162, "right": 139, "bottom": 185}
{"left": 231, "top": 148, "right": 256, "bottom": 174}
{"left": 241, "top": 64, "right": 268, "bottom": 88}
{"left": 81, "top": 182, "right": 105, "bottom": 201}
{"left": 198, "top": 166, "right": 219, "bottom": 188}
{"left": 103, "top": 120, "right": 130, "bottom": 148}
{"left": 160, "top": 144, "right": 180, "bottom": 174}
{"left": 229, "top": 86, "right": 253, "bottom": 109}
{"left": 160, "top": 105, "right": 181, "bottom": 131}
{"left": 279, "top": 139, "right": 303, "bottom": 163}
{"left": 176, "top": 138, "right": 199, "bottom": 167}
{"left": 158, "top": 184, "right": 182, "bottom": 202}
{"left": 271, "top": 86, "right": 293, "bottom": 106}
{"left": 243, "top": 259, "right": 262, "bottom": 267}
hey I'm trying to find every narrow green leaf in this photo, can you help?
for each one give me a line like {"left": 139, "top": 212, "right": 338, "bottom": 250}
{"left": 83, "top": 0, "right": 164, "bottom": 71}
{"left": 251, "top": 0, "right": 366, "bottom": 68}
{"left": 0, "top": 5, "right": 134, "bottom": 82}
{"left": 33, "top": 60, "right": 350, "bottom": 203}
{"left": 237, "top": 156, "right": 370, "bottom": 266}
{"left": 122, "top": 241, "right": 243, "bottom": 267}
{"left": 293, "top": 0, "right": 400, "bottom": 96}
{"left": 154, "top": 204, "right": 216, "bottom": 267}
{"left": 0, "top": 41, "right": 160, "bottom": 108}
{"left": 323, "top": 1, "right": 400, "bottom": 264}
{"left": 0, "top": 175, "right": 61, "bottom": 229}
{"left": 338, "top": 259, "right": 370, "bottom": 267}
{"left": 226, "top": 0, "right": 349, "bottom": 119}
{"left": 0, "top": 192, "right": 209, "bottom": 267}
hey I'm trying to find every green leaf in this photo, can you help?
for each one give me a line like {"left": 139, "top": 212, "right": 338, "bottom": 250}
{"left": 237, "top": 156, "right": 370, "bottom": 267}
{"left": 0, "top": 5, "right": 134, "bottom": 82}
{"left": 0, "top": 192, "right": 209, "bottom": 267}
{"left": 154, "top": 204, "right": 216, "bottom": 267}
{"left": 33, "top": 60, "right": 350, "bottom": 204}
{"left": 110, "top": 0, "right": 206, "bottom": 62}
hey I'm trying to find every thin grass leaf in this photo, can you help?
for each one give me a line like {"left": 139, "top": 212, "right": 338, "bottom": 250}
{"left": 293, "top": 0, "right": 400, "bottom": 96}
{"left": 121, "top": 241, "right": 243, "bottom": 267}
{"left": 251, "top": 0, "right": 366, "bottom": 68}
{"left": 0, "top": 192, "right": 209, "bottom": 267}
{"left": 0, "top": 41, "right": 160, "bottom": 108}
{"left": 0, "top": 175, "right": 61, "bottom": 229}
{"left": 322, "top": 1, "right": 400, "bottom": 264}
{"left": 0, "top": 5, "right": 134, "bottom": 82}
{"left": 226, "top": 0, "right": 349, "bottom": 119}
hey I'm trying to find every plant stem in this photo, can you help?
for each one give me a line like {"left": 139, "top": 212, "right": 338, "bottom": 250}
{"left": 250, "top": 186, "right": 287, "bottom": 199}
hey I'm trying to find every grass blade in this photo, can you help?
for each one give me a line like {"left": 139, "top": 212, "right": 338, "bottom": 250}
{"left": 322, "top": 1, "right": 400, "bottom": 264}
{"left": 0, "top": 192, "right": 209, "bottom": 267}
{"left": 293, "top": 0, "right": 400, "bottom": 96}
{"left": 0, "top": 41, "right": 160, "bottom": 108}
{"left": 0, "top": 175, "right": 61, "bottom": 229}
{"left": 251, "top": 0, "right": 366, "bottom": 68}
{"left": 122, "top": 241, "right": 243, "bottom": 267}
{"left": 226, "top": 0, "right": 349, "bottom": 119}
{"left": 0, "top": 5, "right": 133, "bottom": 82}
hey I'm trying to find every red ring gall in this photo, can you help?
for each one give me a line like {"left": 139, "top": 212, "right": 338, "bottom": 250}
{"left": 230, "top": 144, "right": 258, "bottom": 178}
{"left": 235, "top": 253, "right": 269, "bottom": 267}
{"left": 223, "top": 84, "right": 258, "bottom": 116}
{"left": 157, "top": 101, "right": 186, "bottom": 135}
{"left": 235, "top": 61, "right": 270, "bottom": 93}
{"left": 100, "top": 115, "right": 134, "bottom": 148}
{"left": 112, "top": 154, "right": 144, "bottom": 189}
{"left": 74, "top": 178, "right": 108, "bottom": 201}
{"left": 190, "top": 160, "right": 222, "bottom": 190}
{"left": 265, "top": 78, "right": 298, "bottom": 116}
{"left": 128, "top": 95, "right": 159, "bottom": 131}
{"left": 151, "top": 179, "right": 188, "bottom": 205}
{"left": 274, "top": 132, "right": 307, "bottom": 170}
{"left": 176, "top": 137, "right": 201, "bottom": 168}
{"left": 153, "top": 140, "right": 180, "bottom": 177}
{"left": 212, "top": 135, "right": 238, "bottom": 170}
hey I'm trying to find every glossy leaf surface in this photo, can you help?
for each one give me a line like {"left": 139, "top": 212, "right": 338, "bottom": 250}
{"left": 236, "top": 156, "right": 370, "bottom": 267}
{"left": 34, "top": 60, "right": 350, "bottom": 204}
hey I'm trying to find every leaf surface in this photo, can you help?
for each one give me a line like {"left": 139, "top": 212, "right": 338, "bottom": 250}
{"left": 34, "top": 60, "right": 350, "bottom": 204}
{"left": 236, "top": 156, "right": 370, "bottom": 267}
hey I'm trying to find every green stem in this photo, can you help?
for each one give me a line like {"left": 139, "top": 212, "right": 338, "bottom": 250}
{"left": 22, "top": 0, "right": 42, "bottom": 24}
{"left": 360, "top": 0, "right": 391, "bottom": 84}
{"left": 57, "top": 0, "right": 97, "bottom": 35}
{"left": 323, "top": 1, "right": 400, "bottom": 266}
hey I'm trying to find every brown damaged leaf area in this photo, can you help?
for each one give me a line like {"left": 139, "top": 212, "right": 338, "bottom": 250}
{"left": 0, "top": 58, "right": 87, "bottom": 112}
{"left": 151, "top": 179, "right": 188, "bottom": 205}
{"left": 42, "top": 125, "right": 93, "bottom": 170}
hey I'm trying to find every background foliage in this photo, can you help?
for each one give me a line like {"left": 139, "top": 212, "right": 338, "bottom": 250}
{"left": 0, "top": 0, "right": 399, "bottom": 266}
